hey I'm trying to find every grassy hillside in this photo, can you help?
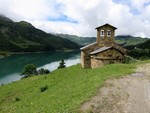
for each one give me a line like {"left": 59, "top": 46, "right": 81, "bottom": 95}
{"left": 56, "top": 34, "right": 96, "bottom": 46}
{"left": 1, "top": 61, "right": 150, "bottom": 113}
{"left": 0, "top": 15, "right": 79, "bottom": 52}
{"left": 115, "top": 35, "right": 148, "bottom": 46}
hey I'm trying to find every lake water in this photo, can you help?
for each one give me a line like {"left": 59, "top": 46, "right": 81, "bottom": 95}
{"left": 0, "top": 51, "right": 80, "bottom": 84}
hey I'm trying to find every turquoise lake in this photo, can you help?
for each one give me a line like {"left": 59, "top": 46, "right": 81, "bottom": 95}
{"left": 0, "top": 51, "right": 80, "bottom": 84}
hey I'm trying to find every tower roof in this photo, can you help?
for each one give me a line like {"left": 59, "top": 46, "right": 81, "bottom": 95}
{"left": 95, "top": 23, "right": 117, "bottom": 30}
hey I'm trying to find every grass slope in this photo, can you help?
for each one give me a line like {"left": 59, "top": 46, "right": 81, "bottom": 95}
{"left": 0, "top": 61, "right": 150, "bottom": 113}
{"left": 115, "top": 35, "right": 148, "bottom": 46}
{"left": 56, "top": 34, "right": 96, "bottom": 46}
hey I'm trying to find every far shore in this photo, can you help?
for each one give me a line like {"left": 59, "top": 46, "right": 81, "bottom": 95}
{"left": 0, "top": 51, "right": 10, "bottom": 58}
{"left": 0, "top": 49, "right": 80, "bottom": 58}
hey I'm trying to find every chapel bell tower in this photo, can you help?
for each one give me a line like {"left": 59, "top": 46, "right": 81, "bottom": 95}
{"left": 95, "top": 23, "right": 117, "bottom": 47}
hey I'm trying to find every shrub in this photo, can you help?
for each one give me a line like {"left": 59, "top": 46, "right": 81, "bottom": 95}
{"left": 38, "top": 68, "right": 50, "bottom": 75}
{"left": 44, "top": 69, "right": 50, "bottom": 74}
{"left": 15, "top": 97, "right": 20, "bottom": 101}
{"left": 38, "top": 68, "right": 45, "bottom": 75}
{"left": 40, "top": 85, "right": 48, "bottom": 92}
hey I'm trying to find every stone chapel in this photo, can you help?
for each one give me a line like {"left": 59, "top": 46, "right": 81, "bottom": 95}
{"left": 80, "top": 23, "right": 127, "bottom": 68}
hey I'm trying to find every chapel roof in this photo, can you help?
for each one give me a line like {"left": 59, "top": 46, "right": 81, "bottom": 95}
{"left": 90, "top": 46, "right": 111, "bottom": 55}
{"left": 80, "top": 42, "right": 97, "bottom": 50}
{"left": 95, "top": 23, "right": 117, "bottom": 30}
{"left": 90, "top": 46, "right": 125, "bottom": 55}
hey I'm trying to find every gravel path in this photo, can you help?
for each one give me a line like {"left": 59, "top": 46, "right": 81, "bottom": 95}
{"left": 147, "top": 82, "right": 150, "bottom": 101}
{"left": 80, "top": 63, "right": 150, "bottom": 113}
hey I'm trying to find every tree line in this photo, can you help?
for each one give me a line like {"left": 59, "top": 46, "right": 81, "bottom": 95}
{"left": 20, "top": 59, "right": 66, "bottom": 78}
{"left": 125, "top": 39, "right": 150, "bottom": 60}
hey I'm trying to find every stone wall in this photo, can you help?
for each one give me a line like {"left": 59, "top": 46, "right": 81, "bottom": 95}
{"left": 81, "top": 43, "right": 98, "bottom": 68}
{"left": 91, "top": 48, "right": 124, "bottom": 68}
{"left": 91, "top": 57, "right": 104, "bottom": 68}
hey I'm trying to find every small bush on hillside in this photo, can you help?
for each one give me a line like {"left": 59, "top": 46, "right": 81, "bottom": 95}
{"left": 38, "top": 68, "right": 50, "bottom": 75}
{"left": 44, "top": 69, "right": 50, "bottom": 74}
{"left": 38, "top": 68, "right": 45, "bottom": 75}
{"left": 15, "top": 97, "right": 20, "bottom": 101}
{"left": 40, "top": 85, "right": 48, "bottom": 92}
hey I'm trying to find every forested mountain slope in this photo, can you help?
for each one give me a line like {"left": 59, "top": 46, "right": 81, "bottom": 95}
{"left": 0, "top": 15, "right": 79, "bottom": 52}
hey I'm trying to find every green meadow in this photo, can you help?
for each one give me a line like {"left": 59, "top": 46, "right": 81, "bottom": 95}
{"left": 0, "top": 60, "right": 150, "bottom": 113}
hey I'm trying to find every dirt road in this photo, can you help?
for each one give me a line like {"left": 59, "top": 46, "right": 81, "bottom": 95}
{"left": 80, "top": 63, "right": 150, "bottom": 113}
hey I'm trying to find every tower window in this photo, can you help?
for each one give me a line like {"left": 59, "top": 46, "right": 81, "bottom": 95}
{"left": 100, "top": 30, "right": 104, "bottom": 37}
{"left": 107, "top": 30, "right": 111, "bottom": 37}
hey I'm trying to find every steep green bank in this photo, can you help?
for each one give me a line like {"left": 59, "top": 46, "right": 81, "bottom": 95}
{"left": 0, "top": 15, "right": 79, "bottom": 52}
{"left": 1, "top": 60, "right": 150, "bottom": 113}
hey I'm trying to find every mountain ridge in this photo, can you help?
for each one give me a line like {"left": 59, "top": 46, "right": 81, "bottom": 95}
{"left": 0, "top": 15, "right": 149, "bottom": 54}
{"left": 57, "top": 33, "right": 149, "bottom": 46}
{"left": 0, "top": 15, "right": 80, "bottom": 53}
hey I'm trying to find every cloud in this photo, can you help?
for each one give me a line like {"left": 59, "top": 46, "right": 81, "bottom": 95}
{"left": 0, "top": 0, "right": 150, "bottom": 38}
{"left": 131, "top": 0, "right": 150, "bottom": 10}
{"left": 0, "top": 0, "right": 62, "bottom": 21}
{"left": 31, "top": 20, "right": 79, "bottom": 35}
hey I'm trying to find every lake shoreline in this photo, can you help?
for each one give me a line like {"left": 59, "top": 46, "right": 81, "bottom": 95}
{"left": 0, "top": 49, "right": 80, "bottom": 58}
{"left": 0, "top": 51, "right": 80, "bottom": 84}
{"left": 0, "top": 52, "right": 10, "bottom": 59}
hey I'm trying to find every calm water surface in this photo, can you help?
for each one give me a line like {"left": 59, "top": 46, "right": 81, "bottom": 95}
{"left": 0, "top": 51, "right": 80, "bottom": 84}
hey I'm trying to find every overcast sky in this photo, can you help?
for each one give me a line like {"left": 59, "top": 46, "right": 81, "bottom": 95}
{"left": 0, "top": 0, "right": 150, "bottom": 38}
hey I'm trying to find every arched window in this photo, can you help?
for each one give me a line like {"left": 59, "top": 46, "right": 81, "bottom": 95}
{"left": 107, "top": 30, "right": 111, "bottom": 37}
{"left": 100, "top": 30, "right": 104, "bottom": 37}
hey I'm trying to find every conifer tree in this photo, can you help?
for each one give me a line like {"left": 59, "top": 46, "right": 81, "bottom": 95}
{"left": 58, "top": 59, "right": 66, "bottom": 69}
